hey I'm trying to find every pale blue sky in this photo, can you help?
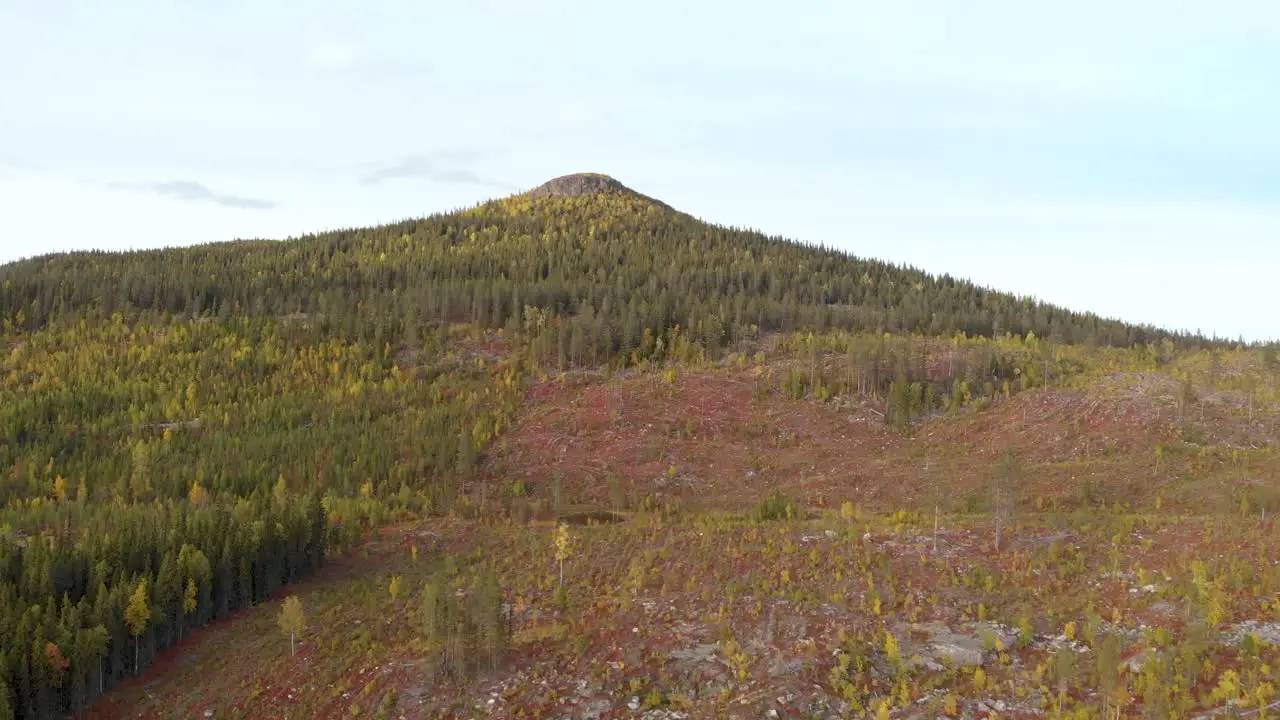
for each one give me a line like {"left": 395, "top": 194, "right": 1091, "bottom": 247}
{"left": 1, "top": 0, "right": 1277, "bottom": 340}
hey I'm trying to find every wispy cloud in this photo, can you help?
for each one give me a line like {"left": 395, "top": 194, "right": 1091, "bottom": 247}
{"left": 0, "top": 153, "right": 34, "bottom": 174}
{"left": 305, "top": 42, "right": 430, "bottom": 82}
{"left": 360, "top": 149, "right": 515, "bottom": 190}
{"left": 110, "top": 180, "right": 277, "bottom": 210}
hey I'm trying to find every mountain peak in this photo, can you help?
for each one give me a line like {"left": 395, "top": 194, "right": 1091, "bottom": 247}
{"left": 523, "top": 173, "right": 673, "bottom": 210}
{"left": 527, "top": 173, "right": 627, "bottom": 197}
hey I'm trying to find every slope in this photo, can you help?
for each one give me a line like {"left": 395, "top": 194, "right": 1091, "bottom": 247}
{"left": 0, "top": 173, "right": 1268, "bottom": 719}
{"left": 1, "top": 174, "right": 1199, "bottom": 352}
{"left": 83, "top": 338, "right": 1280, "bottom": 720}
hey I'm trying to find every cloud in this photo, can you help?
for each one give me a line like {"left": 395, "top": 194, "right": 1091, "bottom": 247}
{"left": 111, "top": 180, "right": 277, "bottom": 210}
{"left": 305, "top": 42, "right": 430, "bottom": 82}
{"left": 0, "top": 153, "right": 34, "bottom": 175}
{"left": 360, "top": 149, "right": 516, "bottom": 190}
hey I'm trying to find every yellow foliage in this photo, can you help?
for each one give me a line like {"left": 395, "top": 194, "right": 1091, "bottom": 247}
{"left": 554, "top": 523, "right": 573, "bottom": 565}
{"left": 125, "top": 579, "right": 150, "bottom": 638}
{"left": 183, "top": 578, "right": 198, "bottom": 615}
{"left": 277, "top": 595, "right": 306, "bottom": 655}
{"left": 883, "top": 630, "right": 900, "bottom": 664}
{"left": 188, "top": 481, "right": 208, "bottom": 506}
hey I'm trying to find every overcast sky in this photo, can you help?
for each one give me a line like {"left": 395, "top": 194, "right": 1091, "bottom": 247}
{"left": 1, "top": 0, "right": 1277, "bottom": 340}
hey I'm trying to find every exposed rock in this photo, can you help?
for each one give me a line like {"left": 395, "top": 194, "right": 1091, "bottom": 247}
{"left": 524, "top": 173, "right": 674, "bottom": 210}
{"left": 667, "top": 643, "right": 719, "bottom": 665}
{"left": 925, "top": 637, "right": 985, "bottom": 669}
{"left": 641, "top": 710, "right": 688, "bottom": 719}
{"left": 901, "top": 621, "right": 1019, "bottom": 671}
{"left": 527, "top": 173, "right": 626, "bottom": 197}
{"left": 767, "top": 657, "right": 803, "bottom": 677}
{"left": 1124, "top": 648, "right": 1156, "bottom": 673}
{"left": 576, "top": 698, "right": 611, "bottom": 720}
{"left": 1223, "top": 620, "right": 1280, "bottom": 646}
{"left": 1035, "top": 634, "right": 1092, "bottom": 654}
{"left": 971, "top": 622, "right": 1019, "bottom": 648}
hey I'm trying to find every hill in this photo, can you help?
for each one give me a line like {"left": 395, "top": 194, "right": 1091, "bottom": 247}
{"left": 1, "top": 174, "right": 1202, "bottom": 351}
{"left": 0, "top": 175, "right": 1276, "bottom": 719}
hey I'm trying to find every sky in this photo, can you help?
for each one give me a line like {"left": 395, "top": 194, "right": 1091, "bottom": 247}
{"left": 1, "top": 0, "right": 1277, "bottom": 341}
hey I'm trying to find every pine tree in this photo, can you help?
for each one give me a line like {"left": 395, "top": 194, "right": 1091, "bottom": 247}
{"left": 471, "top": 567, "right": 508, "bottom": 671}
{"left": 181, "top": 579, "right": 197, "bottom": 639}
{"left": 128, "top": 441, "right": 153, "bottom": 502}
{"left": 421, "top": 574, "right": 446, "bottom": 652}
{"left": 456, "top": 430, "right": 477, "bottom": 478}
{"left": 992, "top": 454, "right": 1022, "bottom": 552}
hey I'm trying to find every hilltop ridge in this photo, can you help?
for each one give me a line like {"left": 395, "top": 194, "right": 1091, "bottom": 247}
{"left": 521, "top": 172, "right": 675, "bottom": 211}
{"left": 525, "top": 173, "right": 629, "bottom": 198}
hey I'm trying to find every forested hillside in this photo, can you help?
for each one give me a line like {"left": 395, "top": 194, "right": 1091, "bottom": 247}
{"left": 0, "top": 316, "right": 522, "bottom": 717}
{"left": 1, "top": 175, "right": 1201, "bottom": 358}
{"left": 0, "top": 174, "right": 1256, "bottom": 718}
